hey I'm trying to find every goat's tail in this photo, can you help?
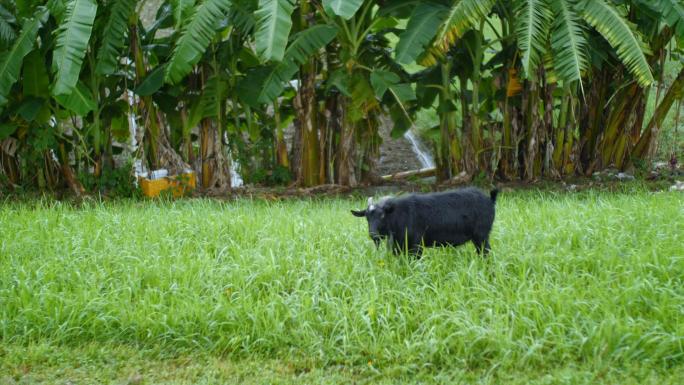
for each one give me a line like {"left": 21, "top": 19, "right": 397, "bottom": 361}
{"left": 490, "top": 189, "right": 499, "bottom": 204}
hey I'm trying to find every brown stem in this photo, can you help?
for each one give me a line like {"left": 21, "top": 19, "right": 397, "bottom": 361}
{"left": 633, "top": 66, "right": 684, "bottom": 159}
{"left": 337, "top": 98, "right": 357, "bottom": 186}
{"left": 293, "top": 67, "right": 320, "bottom": 187}
{"left": 59, "top": 142, "right": 85, "bottom": 196}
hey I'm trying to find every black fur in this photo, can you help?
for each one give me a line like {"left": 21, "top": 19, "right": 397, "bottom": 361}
{"left": 351, "top": 187, "right": 498, "bottom": 257}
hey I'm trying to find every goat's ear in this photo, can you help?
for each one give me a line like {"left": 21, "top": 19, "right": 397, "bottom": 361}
{"left": 351, "top": 209, "right": 366, "bottom": 217}
{"left": 383, "top": 202, "right": 394, "bottom": 214}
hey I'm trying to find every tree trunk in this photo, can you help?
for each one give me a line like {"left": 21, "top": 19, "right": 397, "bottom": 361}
{"left": 58, "top": 142, "right": 85, "bottom": 196}
{"left": 357, "top": 112, "right": 381, "bottom": 183}
{"left": 523, "top": 78, "right": 541, "bottom": 181}
{"left": 563, "top": 97, "right": 579, "bottom": 176}
{"left": 381, "top": 167, "right": 436, "bottom": 180}
{"left": 552, "top": 87, "right": 569, "bottom": 176}
{"left": 199, "top": 117, "right": 230, "bottom": 190}
{"left": 579, "top": 67, "right": 609, "bottom": 172}
{"left": 633, "top": 66, "right": 684, "bottom": 159}
{"left": 337, "top": 98, "right": 357, "bottom": 186}
{"left": 469, "top": 28, "right": 485, "bottom": 170}
{"left": 131, "top": 24, "right": 163, "bottom": 171}
{"left": 180, "top": 107, "right": 195, "bottom": 164}
{"left": 436, "top": 62, "right": 454, "bottom": 181}
{"left": 318, "top": 104, "right": 327, "bottom": 183}
{"left": 599, "top": 83, "right": 638, "bottom": 168}
{"left": 200, "top": 118, "right": 213, "bottom": 188}
{"left": 273, "top": 100, "right": 289, "bottom": 169}
{"left": 153, "top": 110, "right": 191, "bottom": 176}
{"left": 181, "top": 73, "right": 198, "bottom": 164}
{"left": 324, "top": 92, "right": 341, "bottom": 184}
{"left": 290, "top": 115, "right": 302, "bottom": 183}
{"left": 459, "top": 76, "right": 476, "bottom": 175}
{"left": 541, "top": 73, "right": 555, "bottom": 177}
{"left": 553, "top": 87, "right": 578, "bottom": 176}
{"left": 143, "top": 104, "right": 161, "bottom": 170}
{"left": 0, "top": 138, "right": 20, "bottom": 186}
{"left": 104, "top": 122, "right": 115, "bottom": 170}
{"left": 500, "top": 82, "right": 514, "bottom": 179}
{"left": 293, "top": 68, "right": 320, "bottom": 186}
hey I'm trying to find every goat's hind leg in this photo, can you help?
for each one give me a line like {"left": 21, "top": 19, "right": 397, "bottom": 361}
{"left": 472, "top": 237, "right": 491, "bottom": 256}
{"left": 408, "top": 243, "right": 423, "bottom": 259}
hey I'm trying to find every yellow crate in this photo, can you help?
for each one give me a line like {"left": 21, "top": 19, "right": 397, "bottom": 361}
{"left": 139, "top": 171, "right": 196, "bottom": 198}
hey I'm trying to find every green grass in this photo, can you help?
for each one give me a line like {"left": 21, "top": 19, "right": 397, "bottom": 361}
{"left": 1, "top": 189, "right": 683, "bottom": 384}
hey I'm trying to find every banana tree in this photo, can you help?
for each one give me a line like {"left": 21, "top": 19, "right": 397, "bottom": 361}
{"left": 389, "top": 0, "right": 497, "bottom": 180}
{"left": 155, "top": 0, "right": 237, "bottom": 189}
{"left": 630, "top": 0, "right": 684, "bottom": 162}
{"left": 245, "top": 0, "right": 416, "bottom": 186}
{"left": 320, "top": 0, "right": 400, "bottom": 186}
{"left": 0, "top": 0, "right": 99, "bottom": 192}
{"left": 508, "top": 0, "right": 663, "bottom": 176}
{"left": 241, "top": 1, "right": 337, "bottom": 185}
{"left": 0, "top": 0, "right": 151, "bottom": 193}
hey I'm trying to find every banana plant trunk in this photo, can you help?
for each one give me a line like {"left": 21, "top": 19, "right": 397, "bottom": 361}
{"left": 180, "top": 107, "right": 195, "bottom": 163}
{"left": 579, "top": 67, "right": 609, "bottom": 173}
{"left": 131, "top": 24, "right": 159, "bottom": 170}
{"left": 324, "top": 91, "right": 342, "bottom": 184}
{"left": 459, "top": 76, "right": 475, "bottom": 175}
{"left": 522, "top": 77, "right": 541, "bottom": 181}
{"left": 199, "top": 117, "right": 231, "bottom": 189}
{"left": 500, "top": 65, "right": 523, "bottom": 180}
{"left": 290, "top": 0, "right": 320, "bottom": 186}
{"left": 541, "top": 74, "right": 555, "bottom": 177}
{"left": 436, "top": 62, "right": 455, "bottom": 181}
{"left": 0, "top": 145, "right": 20, "bottom": 186}
{"left": 273, "top": 100, "right": 289, "bottom": 169}
{"left": 293, "top": 67, "right": 320, "bottom": 186}
{"left": 200, "top": 118, "right": 213, "bottom": 188}
{"left": 500, "top": 86, "right": 513, "bottom": 179}
{"left": 470, "top": 28, "right": 484, "bottom": 171}
{"left": 633, "top": 66, "right": 684, "bottom": 160}
{"left": 337, "top": 98, "right": 357, "bottom": 186}
{"left": 552, "top": 86, "right": 577, "bottom": 176}
{"left": 182, "top": 73, "right": 199, "bottom": 164}
{"left": 58, "top": 141, "right": 85, "bottom": 196}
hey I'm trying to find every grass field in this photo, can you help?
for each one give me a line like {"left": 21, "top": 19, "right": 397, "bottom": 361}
{"left": 1, "top": 188, "right": 683, "bottom": 384}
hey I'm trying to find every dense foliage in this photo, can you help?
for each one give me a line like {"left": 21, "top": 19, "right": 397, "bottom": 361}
{"left": 1, "top": 0, "right": 683, "bottom": 193}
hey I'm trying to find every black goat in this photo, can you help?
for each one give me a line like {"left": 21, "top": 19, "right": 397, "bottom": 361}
{"left": 351, "top": 187, "right": 498, "bottom": 257}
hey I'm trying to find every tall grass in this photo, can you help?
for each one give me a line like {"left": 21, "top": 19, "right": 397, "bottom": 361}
{"left": 1, "top": 190, "right": 683, "bottom": 382}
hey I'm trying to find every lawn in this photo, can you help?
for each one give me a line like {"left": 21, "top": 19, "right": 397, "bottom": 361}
{"left": 1, "top": 188, "right": 683, "bottom": 384}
